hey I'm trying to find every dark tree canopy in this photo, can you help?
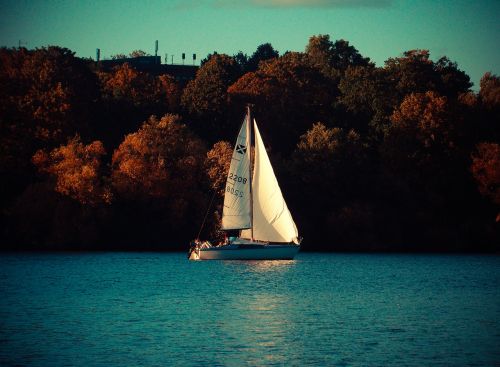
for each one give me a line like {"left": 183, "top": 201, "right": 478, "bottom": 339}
{"left": 306, "top": 34, "right": 371, "bottom": 78}
{"left": 247, "top": 43, "right": 279, "bottom": 72}
{"left": 0, "top": 36, "right": 498, "bottom": 251}
{"left": 0, "top": 46, "right": 100, "bottom": 208}
{"left": 181, "top": 54, "right": 239, "bottom": 117}
{"left": 385, "top": 50, "right": 471, "bottom": 100}
{"left": 229, "top": 51, "right": 337, "bottom": 153}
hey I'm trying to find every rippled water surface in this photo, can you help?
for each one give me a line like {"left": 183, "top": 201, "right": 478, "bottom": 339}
{"left": 0, "top": 252, "right": 499, "bottom": 366}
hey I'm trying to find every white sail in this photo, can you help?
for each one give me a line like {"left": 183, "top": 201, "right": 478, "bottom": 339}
{"left": 241, "top": 120, "right": 299, "bottom": 243}
{"left": 221, "top": 114, "right": 252, "bottom": 230}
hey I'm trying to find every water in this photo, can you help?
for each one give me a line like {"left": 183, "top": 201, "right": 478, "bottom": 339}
{"left": 0, "top": 253, "right": 499, "bottom": 366}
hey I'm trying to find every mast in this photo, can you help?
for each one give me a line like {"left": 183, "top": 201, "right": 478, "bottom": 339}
{"left": 247, "top": 105, "right": 254, "bottom": 241}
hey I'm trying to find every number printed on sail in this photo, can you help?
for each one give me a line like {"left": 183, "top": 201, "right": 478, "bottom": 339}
{"left": 226, "top": 186, "right": 243, "bottom": 197}
{"left": 228, "top": 173, "right": 247, "bottom": 184}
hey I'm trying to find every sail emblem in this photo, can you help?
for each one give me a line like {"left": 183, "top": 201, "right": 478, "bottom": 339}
{"left": 236, "top": 144, "right": 247, "bottom": 154}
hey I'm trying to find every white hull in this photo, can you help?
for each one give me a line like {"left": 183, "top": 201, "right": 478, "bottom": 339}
{"left": 190, "top": 244, "right": 300, "bottom": 260}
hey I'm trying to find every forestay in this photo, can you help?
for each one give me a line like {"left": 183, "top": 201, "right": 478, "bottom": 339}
{"left": 241, "top": 120, "right": 299, "bottom": 243}
{"left": 221, "top": 114, "right": 252, "bottom": 230}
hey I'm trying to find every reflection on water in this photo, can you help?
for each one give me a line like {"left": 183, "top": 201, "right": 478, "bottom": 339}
{"left": 222, "top": 259, "right": 296, "bottom": 272}
{"left": 218, "top": 259, "right": 296, "bottom": 362}
{"left": 1, "top": 253, "right": 499, "bottom": 366}
{"left": 224, "top": 291, "right": 290, "bottom": 365}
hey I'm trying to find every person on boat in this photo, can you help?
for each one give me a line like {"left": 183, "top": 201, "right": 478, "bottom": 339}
{"left": 188, "top": 240, "right": 198, "bottom": 259}
{"left": 218, "top": 233, "right": 229, "bottom": 247}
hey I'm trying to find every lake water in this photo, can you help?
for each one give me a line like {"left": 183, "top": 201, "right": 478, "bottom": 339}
{"left": 0, "top": 252, "right": 499, "bottom": 366}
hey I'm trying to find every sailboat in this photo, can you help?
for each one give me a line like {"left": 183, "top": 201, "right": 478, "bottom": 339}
{"left": 189, "top": 107, "right": 301, "bottom": 260}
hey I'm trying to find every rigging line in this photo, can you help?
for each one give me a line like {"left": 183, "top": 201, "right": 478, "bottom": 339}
{"left": 196, "top": 187, "right": 218, "bottom": 240}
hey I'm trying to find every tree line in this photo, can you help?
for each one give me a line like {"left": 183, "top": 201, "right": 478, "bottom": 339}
{"left": 0, "top": 35, "right": 498, "bottom": 251}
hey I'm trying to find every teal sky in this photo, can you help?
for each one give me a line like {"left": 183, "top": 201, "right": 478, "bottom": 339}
{"left": 1, "top": 0, "right": 498, "bottom": 90}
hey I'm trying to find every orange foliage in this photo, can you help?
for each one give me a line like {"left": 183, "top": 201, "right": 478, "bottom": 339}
{"left": 111, "top": 114, "right": 206, "bottom": 199}
{"left": 99, "top": 62, "right": 157, "bottom": 106}
{"left": 295, "top": 122, "right": 362, "bottom": 168}
{"left": 1, "top": 46, "right": 98, "bottom": 146}
{"left": 390, "top": 92, "right": 456, "bottom": 152}
{"left": 229, "top": 52, "right": 333, "bottom": 109}
{"left": 479, "top": 72, "right": 500, "bottom": 108}
{"left": 33, "top": 136, "right": 110, "bottom": 205}
{"left": 471, "top": 143, "right": 500, "bottom": 209}
{"left": 157, "top": 74, "right": 181, "bottom": 112}
{"left": 205, "top": 141, "right": 232, "bottom": 195}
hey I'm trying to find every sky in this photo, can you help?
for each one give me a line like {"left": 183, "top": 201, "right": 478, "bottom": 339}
{"left": 1, "top": 0, "right": 498, "bottom": 90}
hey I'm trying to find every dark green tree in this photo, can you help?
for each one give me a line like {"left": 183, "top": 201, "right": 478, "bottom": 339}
{"left": 290, "top": 122, "right": 367, "bottom": 248}
{"left": 233, "top": 51, "right": 249, "bottom": 73}
{"left": 247, "top": 43, "right": 279, "bottom": 71}
{"left": 306, "top": 35, "right": 371, "bottom": 79}
{"left": 181, "top": 54, "right": 240, "bottom": 141}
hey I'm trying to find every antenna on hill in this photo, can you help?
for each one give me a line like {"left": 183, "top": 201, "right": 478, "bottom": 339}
{"left": 155, "top": 40, "right": 158, "bottom": 57}
{"left": 18, "top": 40, "right": 27, "bottom": 48}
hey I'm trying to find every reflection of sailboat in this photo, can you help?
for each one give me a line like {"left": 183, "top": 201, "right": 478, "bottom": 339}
{"left": 189, "top": 107, "right": 301, "bottom": 260}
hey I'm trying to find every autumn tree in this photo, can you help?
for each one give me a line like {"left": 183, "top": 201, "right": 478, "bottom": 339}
{"left": 0, "top": 46, "right": 99, "bottom": 147}
{"left": 475, "top": 73, "right": 500, "bottom": 143}
{"left": 5, "top": 136, "right": 111, "bottom": 249}
{"left": 471, "top": 143, "right": 500, "bottom": 221}
{"left": 201, "top": 141, "right": 233, "bottom": 239}
{"left": 0, "top": 46, "right": 102, "bottom": 248}
{"left": 204, "top": 141, "right": 233, "bottom": 196}
{"left": 112, "top": 114, "right": 205, "bottom": 198}
{"left": 99, "top": 62, "right": 157, "bottom": 106}
{"left": 383, "top": 92, "right": 465, "bottom": 175}
{"left": 156, "top": 74, "right": 181, "bottom": 112}
{"left": 110, "top": 114, "right": 207, "bottom": 245}
{"left": 0, "top": 46, "right": 100, "bottom": 209}
{"left": 32, "top": 136, "right": 110, "bottom": 206}
{"left": 479, "top": 73, "right": 500, "bottom": 107}
{"left": 96, "top": 62, "right": 178, "bottom": 148}
{"left": 200, "top": 51, "right": 218, "bottom": 66}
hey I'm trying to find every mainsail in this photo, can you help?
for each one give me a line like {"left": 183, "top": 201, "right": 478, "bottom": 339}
{"left": 221, "top": 114, "right": 252, "bottom": 230}
{"left": 241, "top": 120, "right": 299, "bottom": 243}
